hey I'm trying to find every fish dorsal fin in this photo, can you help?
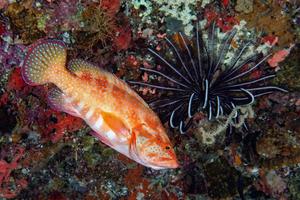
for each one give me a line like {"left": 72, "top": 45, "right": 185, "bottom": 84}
{"left": 101, "top": 111, "right": 130, "bottom": 137}
{"left": 68, "top": 59, "right": 149, "bottom": 108}
{"left": 48, "top": 87, "right": 80, "bottom": 117}
{"left": 68, "top": 59, "right": 103, "bottom": 77}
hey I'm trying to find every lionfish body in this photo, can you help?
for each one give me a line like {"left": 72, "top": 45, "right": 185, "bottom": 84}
{"left": 130, "top": 23, "right": 287, "bottom": 134}
{"left": 21, "top": 40, "right": 178, "bottom": 170}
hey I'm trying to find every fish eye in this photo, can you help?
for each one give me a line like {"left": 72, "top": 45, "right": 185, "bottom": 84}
{"left": 165, "top": 146, "right": 170, "bottom": 150}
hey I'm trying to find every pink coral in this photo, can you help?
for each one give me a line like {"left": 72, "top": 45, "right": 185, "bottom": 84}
{"left": 267, "top": 45, "right": 294, "bottom": 68}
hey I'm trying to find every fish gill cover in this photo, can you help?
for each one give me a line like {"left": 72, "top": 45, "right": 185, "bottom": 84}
{"left": 0, "top": 0, "right": 299, "bottom": 199}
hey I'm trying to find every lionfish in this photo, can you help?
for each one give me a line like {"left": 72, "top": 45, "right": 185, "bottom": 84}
{"left": 129, "top": 22, "right": 287, "bottom": 134}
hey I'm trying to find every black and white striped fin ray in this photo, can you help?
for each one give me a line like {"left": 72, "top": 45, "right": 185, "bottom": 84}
{"left": 165, "top": 37, "right": 195, "bottom": 83}
{"left": 148, "top": 48, "right": 192, "bottom": 85}
{"left": 217, "top": 54, "right": 259, "bottom": 85}
{"left": 140, "top": 67, "right": 189, "bottom": 89}
{"left": 212, "top": 74, "right": 276, "bottom": 92}
{"left": 207, "top": 21, "right": 217, "bottom": 80}
{"left": 179, "top": 32, "right": 200, "bottom": 82}
{"left": 213, "top": 28, "right": 238, "bottom": 76}
{"left": 225, "top": 54, "right": 272, "bottom": 83}
{"left": 195, "top": 23, "right": 205, "bottom": 81}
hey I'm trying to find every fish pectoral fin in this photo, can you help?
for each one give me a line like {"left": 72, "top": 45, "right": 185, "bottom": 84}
{"left": 101, "top": 111, "right": 130, "bottom": 137}
{"left": 48, "top": 87, "right": 80, "bottom": 117}
{"left": 128, "top": 128, "right": 137, "bottom": 158}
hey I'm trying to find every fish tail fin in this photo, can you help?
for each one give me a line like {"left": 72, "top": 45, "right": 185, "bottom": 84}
{"left": 21, "top": 39, "right": 67, "bottom": 85}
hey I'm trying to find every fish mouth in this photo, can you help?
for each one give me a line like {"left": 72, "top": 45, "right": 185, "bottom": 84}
{"left": 142, "top": 156, "right": 180, "bottom": 170}
{"left": 157, "top": 159, "right": 179, "bottom": 169}
{"left": 131, "top": 150, "right": 179, "bottom": 170}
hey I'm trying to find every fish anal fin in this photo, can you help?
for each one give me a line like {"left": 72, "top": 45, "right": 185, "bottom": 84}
{"left": 101, "top": 111, "right": 130, "bottom": 137}
{"left": 90, "top": 131, "right": 113, "bottom": 147}
{"left": 48, "top": 87, "right": 80, "bottom": 117}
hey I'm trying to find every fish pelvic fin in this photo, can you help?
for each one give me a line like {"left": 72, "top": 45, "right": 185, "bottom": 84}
{"left": 22, "top": 39, "right": 67, "bottom": 85}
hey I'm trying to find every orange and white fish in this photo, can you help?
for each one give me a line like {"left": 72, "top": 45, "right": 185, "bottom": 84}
{"left": 21, "top": 40, "right": 179, "bottom": 170}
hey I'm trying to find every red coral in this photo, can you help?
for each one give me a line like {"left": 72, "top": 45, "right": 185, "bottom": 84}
{"left": 0, "top": 22, "right": 5, "bottom": 36}
{"left": 204, "top": 8, "right": 239, "bottom": 32}
{"left": 47, "top": 113, "right": 84, "bottom": 143}
{"left": 100, "top": 0, "right": 120, "bottom": 16}
{"left": 0, "top": 93, "right": 8, "bottom": 107}
{"left": 204, "top": 10, "right": 218, "bottom": 25}
{"left": 262, "top": 35, "right": 278, "bottom": 46}
{"left": 0, "top": 146, "right": 27, "bottom": 199}
{"left": 34, "top": 108, "right": 83, "bottom": 143}
{"left": 249, "top": 70, "right": 262, "bottom": 80}
{"left": 125, "top": 55, "right": 140, "bottom": 68}
{"left": 216, "top": 16, "right": 239, "bottom": 32}
{"left": 7, "top": 68, "right": 26, "bottom": 91}
{"left": 222, "top": 0, "right": 229, "bottom": 7}
{"left": 113, "top": 26, "right": 132, "bottom": 51}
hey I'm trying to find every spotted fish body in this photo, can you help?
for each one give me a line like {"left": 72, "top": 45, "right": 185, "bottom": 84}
{"left": 22, "top": 40, "right": 178, "bottom": 170}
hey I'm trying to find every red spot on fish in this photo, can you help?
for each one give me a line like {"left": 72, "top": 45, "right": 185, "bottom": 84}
{"left": 80, "top": 73, "right": 93, "bottom": 82}
{"left": 111, "top": 85, "right": 126, "bottom": 100}
{"left": 95, "top": 77, "right": 108, "bottom": 89}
